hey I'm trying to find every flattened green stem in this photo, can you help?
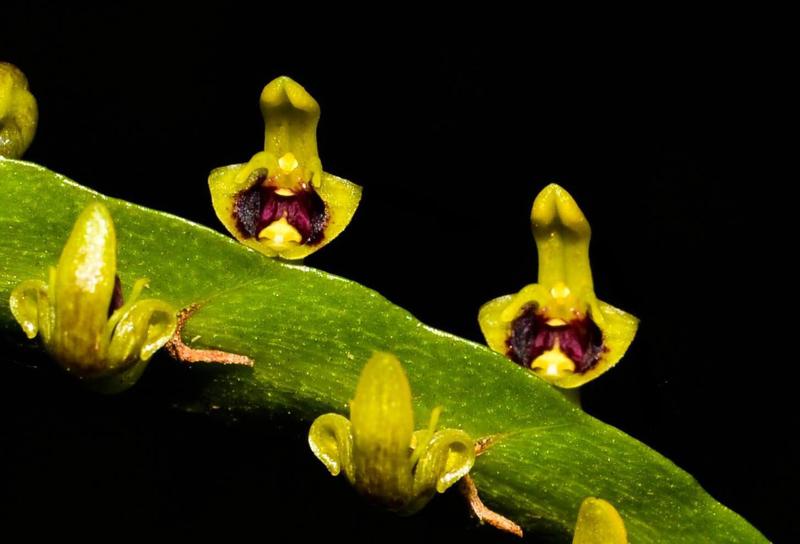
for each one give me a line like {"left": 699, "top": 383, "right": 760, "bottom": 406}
{"left": 0, "top": 161, "right": 769, "bottom": 543}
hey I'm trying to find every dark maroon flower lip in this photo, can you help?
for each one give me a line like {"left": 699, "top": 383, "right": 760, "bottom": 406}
{"left": 233, "top": 172, "right": 328, "bottom": 245}
{"left": 108, "top": 275, "right": 124, "bottom": 316}
{"left": 506, "top": 304, "right": 605, "bottom": 374}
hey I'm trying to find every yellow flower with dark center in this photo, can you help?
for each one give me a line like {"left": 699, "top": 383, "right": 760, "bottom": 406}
{"left": 9, "top": 203, "right": 176, "bottom": 393}
{"left": 209, "top": 76, "right": 361, "bottom": 260}
{"left": 0, "top": 62, "right": 38, "bottom": 158}
{"left": 479, "top": 184, "right": 638, "bottom": 388}
{"left": 308, "top": 352, "right": 475, "bottom": 514}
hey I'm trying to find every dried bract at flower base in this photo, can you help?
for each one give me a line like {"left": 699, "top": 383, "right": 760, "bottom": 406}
{"left": 209, "top": 76, "right": 361, "bottom": 260}
{"left": 9, "top": 203, "right": 177, "bottom": 393}
{"left": 479, "top": 184, "right": 637, "bottom": 388}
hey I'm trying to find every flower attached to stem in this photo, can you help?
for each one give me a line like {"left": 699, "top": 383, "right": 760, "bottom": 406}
{"left": 572, "top": 497, "right": 628, "bottom": 544}
{"left": 479, "top": 184, "right": 638, "bottom": 388}
{"left": 308, "top": 352, "right": 475, "bottom": 515}
{"left": 0, "top": 62, "right": 38, "bottom": 159}
{"left": 209, "top": 76, "right": 361, "bottom": 260}
{"left": 9, "top": 202, "right": 177, "bottom": 393}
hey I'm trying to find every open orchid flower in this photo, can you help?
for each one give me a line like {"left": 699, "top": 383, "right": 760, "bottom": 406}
{"left": 308, "top": 352, "right": 475, "bottom": 514}
{"left": 9, "top": 203, "right": 177, "bottom": 393}
{"left": 209, "top": 76, "right": 361, "bottom": 260}
{"left": 479, "top": 184, "right": 638, "bottom": 388}
{"left": 0, "top": 62, "right": 38, "bottom": 158}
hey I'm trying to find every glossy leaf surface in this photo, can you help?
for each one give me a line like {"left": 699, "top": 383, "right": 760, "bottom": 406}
{"left": 0, "top": 159, "right": 767, "bottom": 543}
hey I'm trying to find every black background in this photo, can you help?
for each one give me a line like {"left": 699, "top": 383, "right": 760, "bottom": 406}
{"left": 1, "top": 5, "right": 793, "bottom": 542}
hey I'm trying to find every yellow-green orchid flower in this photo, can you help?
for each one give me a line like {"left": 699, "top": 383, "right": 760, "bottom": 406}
{"left": 572, "top": 497, "right": 628, "bottom": 544}
{"left": 0, "top": 62, "right": 38, "bottom": 158}
{"left": 209, "top": 76, "right": 361, "bottom": 260}
{"left": 308, "top": 352, "right": 475, "bottom": 514}
{"left": 9, "top": 203, "right": 177, "bottom": 393}
{"left": 479, "top": 184, "right": 638, "bottom": 388}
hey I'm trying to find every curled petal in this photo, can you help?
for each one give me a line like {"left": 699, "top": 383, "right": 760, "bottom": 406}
{"left": 106, "top": 298, "right": 177, "bottom": 368}
{"left": 308, "top": 413, "right": 355, "bottom": 482}
{"left": 0, "top": 62, "right": 37, "bottom": 158}
{"left": 572, "top": 497, "right": 628, "bottom": 544}
{"left": 413, "top": 428, "right": 475, "bottom": 497}
{"left": 9, "top": 279, "right": 50, "bottom": 340}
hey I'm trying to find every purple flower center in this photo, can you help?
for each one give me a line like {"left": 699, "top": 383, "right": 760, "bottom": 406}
{"left": 234, "top": 173, "right": 328, "bottom": 245}
{"left": 507, "top": 304, "right": 605, "bottom": 374}
{"left": 108, "top": 275, "right": 124, "bottom": 316}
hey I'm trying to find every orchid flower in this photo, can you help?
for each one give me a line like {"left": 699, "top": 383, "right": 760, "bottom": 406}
{"left": 479, "top": 184, "right": 638, "bottom": 388}
{"left": 209, "top": 76, "right": 361, "bottom": 259}
{"left": 308, "top": 352, "right": 475, "bottom": 514}
{"left": 9, "top": 203, "right": 176, "bottom": 393}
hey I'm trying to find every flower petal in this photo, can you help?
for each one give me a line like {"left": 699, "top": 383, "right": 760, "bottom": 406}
{"left": 50, "top": 202, "right": 117, "bottom": 372}
{"left": 349, "top": 352, "right": 415, "bottom": 508}
{"left": 260, "top": 76, "right": 320, "bottom": 178}
{"left": 106, "top": 298, "right": 177, "bottom": 368}
{"left": 308, "top": 413, "right": 355, "bottom": 482}
{"left": 9, "top": 279, "right": 50, "bottom": 340}
{"left": 414, "top": 428, "right": 475, "bottom": 495}
{"left": 531, "top": 183, "right": 593, "bottom": 294}
{"left": 572, "top": 497, "right": 628, "bottom": 544}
